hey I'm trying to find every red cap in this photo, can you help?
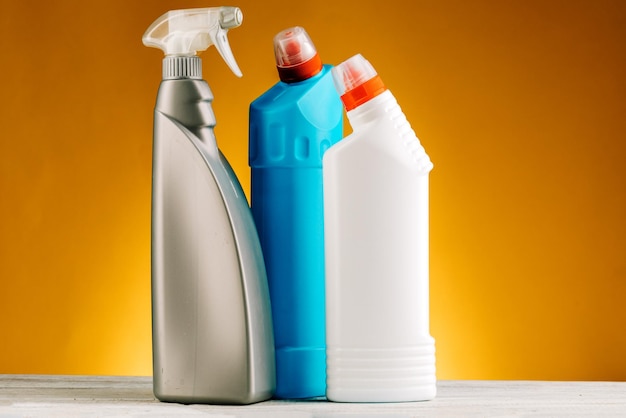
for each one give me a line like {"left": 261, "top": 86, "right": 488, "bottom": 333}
{"left": 274, "top": 27, "right": 323, "bottom": 83}
{"left": 332, "top": 54, "right": 387, "bottom": 111}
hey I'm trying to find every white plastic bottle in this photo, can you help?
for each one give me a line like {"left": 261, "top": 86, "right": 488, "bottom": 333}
{"left": 323, "top": 54, "right": 436, "bottom": 402}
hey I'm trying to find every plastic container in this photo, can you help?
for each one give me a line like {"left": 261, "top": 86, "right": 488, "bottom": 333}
{"left": 143, "top": 7, "right": 275, "bottom": 404}
{"left": 249, "top": 26, "right": 343, "bottom": 398}
{"left": 323, "top": 54, "right": 436, "bottom": 402}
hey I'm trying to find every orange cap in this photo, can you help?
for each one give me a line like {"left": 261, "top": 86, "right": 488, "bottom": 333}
{"left": 274, "top": 27, "right": 323, "bottom": 83}
{"left": 332, "top": 54, "right": 387, "bottom": 111}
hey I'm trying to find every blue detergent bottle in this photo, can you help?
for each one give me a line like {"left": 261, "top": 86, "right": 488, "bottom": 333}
{"left": 249, "top": 26, "right": 343, "bottom": 399}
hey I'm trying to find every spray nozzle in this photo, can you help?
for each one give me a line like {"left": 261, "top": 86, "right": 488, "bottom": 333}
{"left": 142, "top": 7, "right": 243, "bottom": 77}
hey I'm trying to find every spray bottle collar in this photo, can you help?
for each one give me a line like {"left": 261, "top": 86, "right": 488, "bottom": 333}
{"left": 163, "top": 56, "right": 202, "bottom": 79}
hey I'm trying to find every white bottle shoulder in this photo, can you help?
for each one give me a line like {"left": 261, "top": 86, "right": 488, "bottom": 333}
{"left": 323, "top": 90, "right": 433, "bottom": 176}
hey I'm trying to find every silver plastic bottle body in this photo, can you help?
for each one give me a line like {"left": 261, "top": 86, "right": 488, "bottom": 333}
{"left": 151, "top": 77, "right": 275, "bottom": 404}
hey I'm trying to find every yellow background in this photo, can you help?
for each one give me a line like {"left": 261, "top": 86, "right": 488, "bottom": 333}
{"left": 1, "top": 0, "right": 625, "bottom": 379}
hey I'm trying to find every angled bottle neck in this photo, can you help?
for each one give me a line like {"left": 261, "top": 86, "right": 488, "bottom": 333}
{"left": 155, "top": 77, "right": 218, "bottom": 151}
{"left": 346, "top": 90, "right": 395, "bottom": 127}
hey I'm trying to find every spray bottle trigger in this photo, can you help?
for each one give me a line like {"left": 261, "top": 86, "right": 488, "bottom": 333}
{"left": 211, "top": 26, "right": 242, "bottom": 77}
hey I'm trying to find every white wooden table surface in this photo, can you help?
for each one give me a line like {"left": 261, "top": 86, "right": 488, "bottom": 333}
{"left": 0, "top": 375, "right": 624, "bottom": 417}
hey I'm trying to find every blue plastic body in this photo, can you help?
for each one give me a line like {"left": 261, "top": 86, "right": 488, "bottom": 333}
{"left": 249, "top": 65, "right": 343, "bottom": 399}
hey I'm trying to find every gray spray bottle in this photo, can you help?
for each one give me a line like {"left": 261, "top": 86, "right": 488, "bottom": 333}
{"left": 142, "top": 7, "right": 275, "bottom": 404}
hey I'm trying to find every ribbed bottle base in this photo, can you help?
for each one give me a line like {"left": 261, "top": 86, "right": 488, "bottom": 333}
{"left": 326, "top": 342, "right": 436, "bottom": 402}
